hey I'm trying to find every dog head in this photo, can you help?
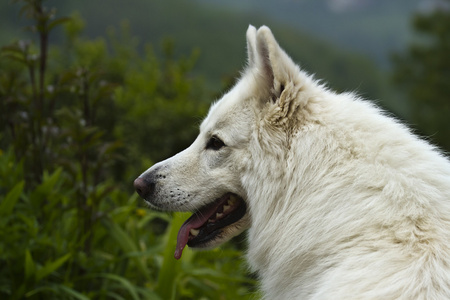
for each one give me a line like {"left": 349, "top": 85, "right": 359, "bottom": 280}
{"left": 134, "top": 25, "right": 312, "bottom": 259}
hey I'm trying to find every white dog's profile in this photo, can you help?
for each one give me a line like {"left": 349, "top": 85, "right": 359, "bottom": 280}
{"left": 134, "top": 25, "right": 450, "bottom": 299}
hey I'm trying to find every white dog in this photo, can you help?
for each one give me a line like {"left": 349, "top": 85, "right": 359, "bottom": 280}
{"left": 134, "top": 25, "right": 450, "bottom": 299}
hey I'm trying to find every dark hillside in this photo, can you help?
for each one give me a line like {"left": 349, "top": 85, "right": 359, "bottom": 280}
{"left": 2, "top": 0, "right": 396, "bottom": 110}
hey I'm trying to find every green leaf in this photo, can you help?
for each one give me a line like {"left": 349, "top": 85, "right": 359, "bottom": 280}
{"left": 1, "top": 44, "right": 23, "bottom": 54}
{"left": 48, "top": 17, "right": 71, "bottom": 32}
{"left": 24, "top": 286, "right": 58, "bottom": 298}
{"left": 31, "top": 168, "right": 63, "bottom": 204}
{"left": 26, "top": 284, "right": 90, "bottom": 300}
{"left": 103, "top": 218, "right": 137, "bottom": 253}
{"left": 41, "top": 168, "right": 63, "bottom": 190}
{"left": 83, "top": 273, "right": 143, "bottom": 300}
{"left": 104, "top": 292, "right": 127, "bottom": 300}
{"left": 102, "top": 218, "right": 151, "bottom": 280}
{"left": 0, "top": 181, "right": 24, "bottom": 216}
{"left": 134, "top": 286, "right": 163, "bottom": 300}
{"left": 1, "top": 53, "right": 27, "bottom": 65}
{"left": 36, "top": 253, "right": 71, "bottom": 282}
{"left": 24, "top": 250, "right": 36, "bottom": 283}
{"left": 100, "top": 273, "right": 140, "bottom": 300}
{"left": 56, "top": 284, "right": 90, "bottom": 300}
{"left": 155, "top": 212, "right": 190, "bottom": 300}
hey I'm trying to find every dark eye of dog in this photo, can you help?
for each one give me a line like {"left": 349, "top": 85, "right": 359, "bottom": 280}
{"left": 206, "top": 136, "right": 225, "bottom": 150}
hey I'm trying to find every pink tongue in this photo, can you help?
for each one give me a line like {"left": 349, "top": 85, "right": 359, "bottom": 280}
{"left": 174, "top": 196, "right": 228, "bottom": 260}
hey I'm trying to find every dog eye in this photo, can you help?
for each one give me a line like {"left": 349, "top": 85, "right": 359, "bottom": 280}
{"left": 206, "top": 136, "right": 225, "bottom": 150}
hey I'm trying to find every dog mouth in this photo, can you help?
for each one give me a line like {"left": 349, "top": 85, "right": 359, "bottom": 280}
{"left": 174, "top": 193, "right": 247, "bottom": 259}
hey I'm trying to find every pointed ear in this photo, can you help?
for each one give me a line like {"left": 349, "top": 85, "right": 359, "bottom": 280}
{"left": 246, "top": 25, "right": 258, "bottom": 68}
{"left": 255, "top": 26, "right": 299, "bottom": 101}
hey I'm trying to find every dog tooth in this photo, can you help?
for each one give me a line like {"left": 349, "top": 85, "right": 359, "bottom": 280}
{"left": 190, "top": 228, "right": 199, "bottom": 236}
{"left": 223, "top": 204, "right": 231, "bottom": 211}
{"left": 216, "top": 212, "right": 223, "bottom": 218}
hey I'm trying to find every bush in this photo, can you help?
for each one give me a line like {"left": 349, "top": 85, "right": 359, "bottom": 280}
{"left": 0, "top": 0, "right": 257, "bottom": 299}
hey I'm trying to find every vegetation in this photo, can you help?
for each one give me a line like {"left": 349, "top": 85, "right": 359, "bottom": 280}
{"left": 0, "top": 0, "right": 392, "bottom": 102}
{"left": 0, "top": 0, "right": 256, "bottom": 299}
{"left": 392, "top": 2, "right": 450, "bottom": 152}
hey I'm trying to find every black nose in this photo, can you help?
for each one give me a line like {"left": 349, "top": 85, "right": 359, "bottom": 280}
{"left": 133, "top": 177, "right": 154, "bottom": 199}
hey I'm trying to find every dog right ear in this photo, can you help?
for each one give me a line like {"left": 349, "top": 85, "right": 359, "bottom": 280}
{"left": 245, "top": 26, "right": 301, "bottom": 107}
{"left": 256, "top": 26, "right": 300, "bottom": 99}
{"left": 246, "top": 26, "right": 313, "bottom": 126}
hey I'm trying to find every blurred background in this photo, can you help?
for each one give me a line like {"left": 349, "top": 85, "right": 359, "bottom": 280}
{"left": 0, "top": 0, "right": 449, "bottom": 299}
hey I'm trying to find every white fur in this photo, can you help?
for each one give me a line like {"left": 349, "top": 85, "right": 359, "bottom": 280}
{"left": 139, "top": 25, "right": 450, "bottom": 299}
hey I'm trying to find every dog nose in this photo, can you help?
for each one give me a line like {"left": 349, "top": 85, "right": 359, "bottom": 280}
{"left": 133, "top": 177, "right": 154, "bottom": 199}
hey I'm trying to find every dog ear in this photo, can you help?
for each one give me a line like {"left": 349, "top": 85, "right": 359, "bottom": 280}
{"left": 254, "top": 26, "right": 299, "bottom": 104}
{"left": 246, "top": 25, "right": 258, "bottom": 69}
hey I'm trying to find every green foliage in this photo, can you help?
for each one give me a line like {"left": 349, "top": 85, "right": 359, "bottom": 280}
{"left": 0, "top": 150, "right": 256, "bottom": 299}
{"left": 392, "top": 3, "right": 450, "bottom": 152}
{"left": 113, "top": 35, "right": 207, "bottom": 165}
{"left": 0, "top": 0, "right": 256, "bottom": 299}
{"left": 0, "top": 0, "right": 394, "bottom": 101}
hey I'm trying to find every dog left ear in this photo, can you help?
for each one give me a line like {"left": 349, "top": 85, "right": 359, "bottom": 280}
{"left": 254, "top": 26, "right": 299, "bottom": 104}
{"left": 246, "top": 25, "right": 258, "bottom": 69}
